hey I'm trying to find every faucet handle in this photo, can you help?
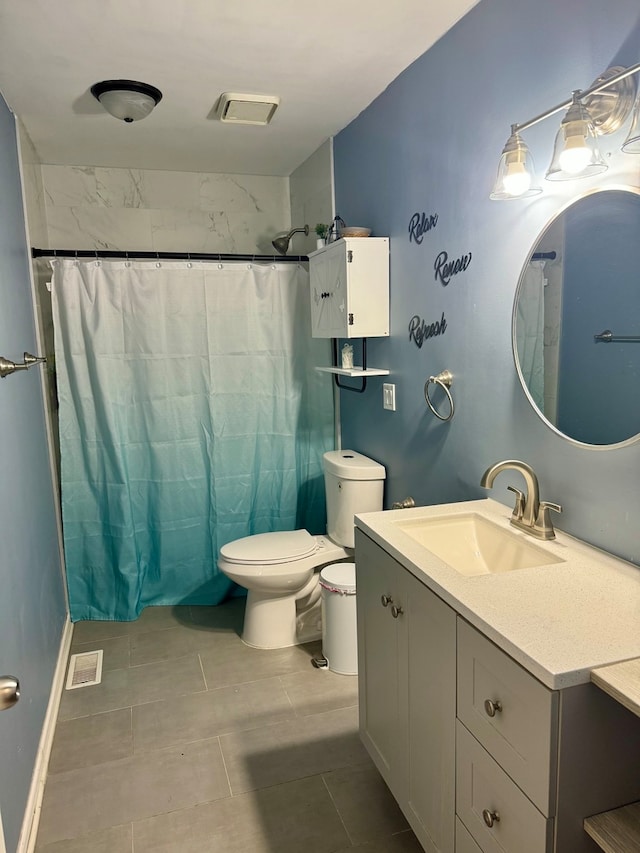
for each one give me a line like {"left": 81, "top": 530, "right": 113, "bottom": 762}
{"left": 536, "top": 501, "right": 563, "bottom": 539}
{"left": 507, "top": 486, "right": 525, "bottom": 521}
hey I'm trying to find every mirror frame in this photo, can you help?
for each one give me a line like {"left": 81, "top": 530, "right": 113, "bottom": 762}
{"left": 511, "top": 184, "right": 640, "bottom": 451}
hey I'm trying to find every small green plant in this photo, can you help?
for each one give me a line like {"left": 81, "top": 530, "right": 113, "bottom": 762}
{"left": 315, "top": 223, "right": 329, "bottom": 239}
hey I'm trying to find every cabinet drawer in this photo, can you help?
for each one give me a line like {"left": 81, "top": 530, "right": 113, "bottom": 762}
{"left": 457, "top": 619, "right": 558, "bottom": 815}
{"left": 456, "top": 818, "right": 483, "bottom": 853}
{"left": 456, "top": 722, "right": 552, "bottom": 853}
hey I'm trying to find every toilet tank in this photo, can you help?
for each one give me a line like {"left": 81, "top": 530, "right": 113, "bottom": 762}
{"left": 323, "top": 450, "right": 386, "bottom": 548}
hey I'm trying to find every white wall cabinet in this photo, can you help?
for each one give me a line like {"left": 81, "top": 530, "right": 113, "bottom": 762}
{"left": 308, "top": 237, "right": 389, "bottom": 339}
{"left": 356, "top": 530, "right": 640, "bottom": 853}
{"left": 356, "top": 529, "right": 457, "bottom": 853}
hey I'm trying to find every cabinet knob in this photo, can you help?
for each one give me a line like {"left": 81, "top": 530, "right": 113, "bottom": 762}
{"left": 381, "top": 594, "right": 392, "bottom": 607}
{"left": 482, "top": 809, "right": 500, "bottom": 828}
{"left": 484, "top": 699, "right": 503, "bottom": 717}
{"left": 391, "top": 604, "right": 404, "bottom": 619}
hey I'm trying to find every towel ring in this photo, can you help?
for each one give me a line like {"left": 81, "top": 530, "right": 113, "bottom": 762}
{"left": 424, "top": 370, "right": 454, "bottom": 422}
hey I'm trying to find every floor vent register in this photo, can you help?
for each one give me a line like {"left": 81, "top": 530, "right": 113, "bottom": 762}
{"left": 65, "top": 650, "right": 104, "bottom": 689}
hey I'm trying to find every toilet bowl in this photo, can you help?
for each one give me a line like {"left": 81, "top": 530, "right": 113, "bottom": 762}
{"left": 217, "top": 450, "right": 386, "bottom": 649}
{"left": 218, "top": 530, "right": 350, "bottom": 649}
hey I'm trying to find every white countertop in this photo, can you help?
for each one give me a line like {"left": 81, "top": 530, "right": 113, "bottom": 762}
{"left": 355, "top": 498, "right": 640, "bottom": 690}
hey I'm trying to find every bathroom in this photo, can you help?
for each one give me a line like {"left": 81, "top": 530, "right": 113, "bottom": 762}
{"left": 1, "top": 0, "right": 640, "bottom": 850}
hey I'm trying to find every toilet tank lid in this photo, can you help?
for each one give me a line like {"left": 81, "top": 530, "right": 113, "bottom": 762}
{"left": 219, "top": 529, "right": 317, "bottom": 564}
{"left": 323, "top": 450, "right": 386, "bottom": 480}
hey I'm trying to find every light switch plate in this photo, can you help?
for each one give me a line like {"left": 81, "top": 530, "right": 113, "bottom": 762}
{"left": 383, "top": 383, "right": 396, "bottom": 411}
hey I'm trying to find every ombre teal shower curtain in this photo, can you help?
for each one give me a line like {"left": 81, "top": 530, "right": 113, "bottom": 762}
{"left": 51, "top": 258, "right": 334, "bottom": 621}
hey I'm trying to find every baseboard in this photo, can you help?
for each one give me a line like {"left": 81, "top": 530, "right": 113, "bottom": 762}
{"left": 18, "top": 616, "right": 73, "bottom": 853}
{"left": 0, "top": 807, "right": 6, "bottom": 853}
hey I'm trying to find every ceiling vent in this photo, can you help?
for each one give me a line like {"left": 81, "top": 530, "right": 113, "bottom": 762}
{"left": 215, "top": 92, "right": 280, "bottom": 125}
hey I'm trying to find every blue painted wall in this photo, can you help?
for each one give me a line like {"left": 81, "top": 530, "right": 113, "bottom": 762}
{"left": 334, "top": 0, "right": 640, "bottom": 566}
{"left": 0, "top": 94, "right": 67, "bottom": 851}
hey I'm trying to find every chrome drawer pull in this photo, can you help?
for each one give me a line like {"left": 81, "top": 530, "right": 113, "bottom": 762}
{"left": 484, "top": 698, "right": 503, "bottom": 717}
{"left": 391, "top": 604, "right": 404, "bottom": 619}
{"left": 482, "top": 809, "right": 500, "bottom": 828}
{"left": 381, "top": 594, "right": 392, "bottom": 607}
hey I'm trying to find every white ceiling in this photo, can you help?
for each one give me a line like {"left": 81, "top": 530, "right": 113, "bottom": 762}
{"left": 0, "top": 0, "right": 480, "bottom": 176}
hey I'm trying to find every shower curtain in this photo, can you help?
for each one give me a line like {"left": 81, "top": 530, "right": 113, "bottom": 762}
{"left": 51, "top": 258, "right": 333, "bottom": 621}
{"left": 516, "top": 260, "right": 546, "bottom": 410}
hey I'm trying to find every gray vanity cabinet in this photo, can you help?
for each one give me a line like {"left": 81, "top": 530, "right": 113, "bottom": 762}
{"left": 355, "top": 529, "right": 457, "bottom": 853}
{"left": 356, "top": 529, "right": 640, "bottom": 853}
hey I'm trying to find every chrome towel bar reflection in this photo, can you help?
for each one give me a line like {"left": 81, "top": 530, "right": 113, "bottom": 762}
{"left": 0, "top": 352, "right": 47, "bottom": 379}
{"left": 424, "top": 370, "right": 454, "bottom": 421}
{"left": 594, "top": 329, "right": 640, "bottom": 343}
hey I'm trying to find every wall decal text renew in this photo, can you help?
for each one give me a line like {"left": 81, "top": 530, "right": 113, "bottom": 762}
{"left": 434, "top": 250, "right": 472, "bottom": 286}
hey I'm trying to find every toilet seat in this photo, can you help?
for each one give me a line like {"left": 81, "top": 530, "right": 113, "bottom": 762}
{"left": 219, "top": 529, "right": 317, "bottom": 566}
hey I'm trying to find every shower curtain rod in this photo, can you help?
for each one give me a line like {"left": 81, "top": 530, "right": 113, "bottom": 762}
{"left": 31, "top": 248, "right": 309, "bottom": 263}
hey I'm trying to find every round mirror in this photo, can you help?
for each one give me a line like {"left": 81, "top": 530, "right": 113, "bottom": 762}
{"left": 513, "top": 188, "right": 640, "bottom": 447}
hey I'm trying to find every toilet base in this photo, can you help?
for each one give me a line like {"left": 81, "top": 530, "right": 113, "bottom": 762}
{"left": 242, "top": 589, "right": 300, "bottom": 649}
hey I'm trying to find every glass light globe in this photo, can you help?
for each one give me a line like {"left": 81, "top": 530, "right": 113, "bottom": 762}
{"left": 490, "top": 129, "right": 542, "bottom": 200}
{"left": 546, "top": 96, "right": 607, "bottom": 181}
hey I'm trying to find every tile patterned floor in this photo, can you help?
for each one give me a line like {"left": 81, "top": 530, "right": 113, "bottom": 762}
{"left": 35, "top": 600, "right": 422, "bottom": 852}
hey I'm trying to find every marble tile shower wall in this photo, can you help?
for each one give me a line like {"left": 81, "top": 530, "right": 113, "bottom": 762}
{"left": 289, "top": 139, "right": 334, "bottom": 256}
{"left": 41, "top": 165, "right": 291, "bottom": 254}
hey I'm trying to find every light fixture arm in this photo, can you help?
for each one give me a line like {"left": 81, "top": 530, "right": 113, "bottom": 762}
{"left": 513, "top": 61, "right": 640, "bottom": 134}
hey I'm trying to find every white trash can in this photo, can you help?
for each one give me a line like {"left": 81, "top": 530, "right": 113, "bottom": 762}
{"left": 319, "top": 562, "right": 357, "bottom": 675}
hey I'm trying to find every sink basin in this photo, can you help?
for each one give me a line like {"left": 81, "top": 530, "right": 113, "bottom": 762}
{"left": 394, "top": 512, "right": 565, "bottom": 577}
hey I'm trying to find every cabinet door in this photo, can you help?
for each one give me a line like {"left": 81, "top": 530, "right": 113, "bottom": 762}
{"left": 356, "top": 530, "right": 457, "bottom": 853}
{"left": 456, "top": 722, "right": 552, "bottom": 853}
{"left": 356, "top": 530, "right": 404, "bottom": 792}
{"left": 309, "top": 245, "right": 348, "bottom": 337}
{"left": 457, "top": 619, "right": 558, "bottom": 816}
{"left": 405, "top": 570, "right": 457, "bottom": 853}
{"left": 456, "top": 818, "right": 483, "bottom": 853}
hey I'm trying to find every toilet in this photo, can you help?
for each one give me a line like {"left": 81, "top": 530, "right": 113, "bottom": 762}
{"left": 218, "top": 450, "right": 385, "bottom": 649}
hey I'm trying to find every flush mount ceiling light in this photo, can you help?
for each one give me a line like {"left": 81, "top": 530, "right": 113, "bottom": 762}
{"left": 90, "top": 80, "right": 163, "bottom": 123}
{"left": 491, "top": 63, "right": 640, "bottom": 200}
{"left": 215, "top": 92, "right": 280, "bottom": 125}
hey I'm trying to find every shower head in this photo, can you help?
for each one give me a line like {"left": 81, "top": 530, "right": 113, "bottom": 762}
{"left": 272, "top": 225, "right": 309, "bottom": 255}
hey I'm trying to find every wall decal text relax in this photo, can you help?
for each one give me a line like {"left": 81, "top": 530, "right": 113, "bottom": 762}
{"left": 408, "top": 211, "right": 439, "bottom": 243}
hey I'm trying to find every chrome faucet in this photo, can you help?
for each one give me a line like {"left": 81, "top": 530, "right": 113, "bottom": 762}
{"left": 480, "top": 459, "right": 562, "bottom": 540}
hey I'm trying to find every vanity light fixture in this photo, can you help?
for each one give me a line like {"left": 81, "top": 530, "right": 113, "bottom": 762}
{"left": 545, "top": 93, "right": 607, "bottom": 180}
{"left": 90, "top": 80, "right": 163, "bottom": 122}
{"left": 489, "top": 127, "right": 542, "bottom": 200}
{"left": 491, "top": 62, "right": 640, "bottom": 200}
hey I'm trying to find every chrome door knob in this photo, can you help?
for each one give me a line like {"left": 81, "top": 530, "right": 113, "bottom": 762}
{"left": 381, "top": 595, "right": 393, "bottom": 607}
{"left": 391, "top": 604, "right": 404, "bottom": 619}
{"left": 484, "top": 698, "right": 503, "bottom": 717}
{"left": 0, "top": 675, "right": 20, "bottom": 710}
{"left": 482, "top": 809, "right": 500, "bottom": 828}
